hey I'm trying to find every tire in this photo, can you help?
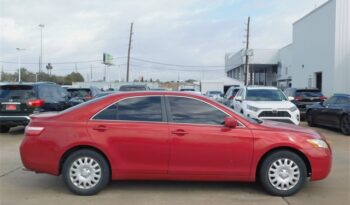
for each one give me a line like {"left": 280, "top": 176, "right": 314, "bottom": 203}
{"left": 340, "top": 115, "right": 350, "bottom": 136}
{"left": 0, "top": 126, "right": 10, "bottom": 133}
{"left": 62, "top": 149, "right": 110, "bottom": 196}
{"left": 259, "top": 150, "right": 307, "bottom": 196}
{"left": 306, "top": 110, "right": 315, "bottom": 127}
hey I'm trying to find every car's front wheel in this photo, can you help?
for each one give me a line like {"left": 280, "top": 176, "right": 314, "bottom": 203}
{"left": 62, "top": 149, "right": 110, "bottom": 195}
{"left": 306, "top": 110, "right": 315, "bottom": 127}
{"left": 340, "top": 115, "right": 350, "bottom": 136}
{"left": 259, "top": 150, "right": 307, "bottom": 196}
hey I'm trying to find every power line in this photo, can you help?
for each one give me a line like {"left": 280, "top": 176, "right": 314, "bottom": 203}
{"left": 131, "top": 57, "right": 227, "bottom": 68}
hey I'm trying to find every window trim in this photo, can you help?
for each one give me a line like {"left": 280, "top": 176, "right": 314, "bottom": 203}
{"left": 90, "top": 95, "right": 167, "bottom": 123}
{"left": 165, "top": 95, "right": 245, "bottom": 127}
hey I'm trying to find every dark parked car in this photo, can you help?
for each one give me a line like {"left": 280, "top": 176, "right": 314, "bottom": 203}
{"left": 306, "top": 94, "right": 350, "bottom": 135}
{"left": 0, "top": 82, "right": 70, "bottom": 133}
{"left": 119, "top": 85, "right": 149, "bottom": 91}
{"left": 284, "top": 88, "right": 327, "bottom": 119}
{"left": 65, "top": 87, "right": 100, "bottom": 105}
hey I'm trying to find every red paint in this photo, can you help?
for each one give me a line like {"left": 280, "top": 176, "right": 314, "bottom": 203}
{"left": 20, "top": 91, "right": 332, "bottom": 182}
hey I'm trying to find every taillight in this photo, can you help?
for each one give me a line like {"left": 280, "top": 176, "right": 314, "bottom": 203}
{"left": 229, "top": 96, "right": 235, "bottom": 100}
{"left": 320, "top": 96, "right": 327, "bottom": 101}
{"left": 25, "top": 126, "right": 45, "bottom": 136}
{"left": 85, "top": 95, "right": 92, "bottom": 100}
{"left": 294, "top": 96, "right": 303, "bottom": 101}
{"left": 27, "top": 99, "right": 45, "bottom": 107}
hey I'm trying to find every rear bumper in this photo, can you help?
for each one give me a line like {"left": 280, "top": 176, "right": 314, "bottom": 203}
{"left": 0, "top": 116, "right": 30, "bottom": 126}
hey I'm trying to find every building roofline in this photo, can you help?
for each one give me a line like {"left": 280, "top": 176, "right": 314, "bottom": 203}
{"left": 293, "top": 0, "right": 334, "bottom": 25}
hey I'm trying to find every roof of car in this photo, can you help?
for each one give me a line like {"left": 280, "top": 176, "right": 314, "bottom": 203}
{"left": 334, "top": 93, "right": 350, "bottom": 97}
{"left": 245, "top": 86, "right": 278, "bottom": 90}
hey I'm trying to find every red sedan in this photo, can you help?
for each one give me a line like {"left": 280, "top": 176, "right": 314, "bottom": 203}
{"left": 20, "top": 91, "right": 332, "bottom": 196}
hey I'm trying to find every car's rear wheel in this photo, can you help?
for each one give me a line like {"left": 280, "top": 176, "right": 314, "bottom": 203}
{"left": 306, "top": 110, "right": 315, "bottom": 127}
{"left": 259, "top": 150, "right": 307, "bottom": 196}
{"left": 62, "top": 149, "right": 110, "bottom": 195}
{"left": 340, "top": 115, "right": 350, "bottom": 136}
{"left": 0, "top": 126, "right": 10, "bottom": 133}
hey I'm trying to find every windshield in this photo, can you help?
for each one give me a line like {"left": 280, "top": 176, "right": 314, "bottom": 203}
{"left": 246, "top": 89, "right": 287, "bottom": 101}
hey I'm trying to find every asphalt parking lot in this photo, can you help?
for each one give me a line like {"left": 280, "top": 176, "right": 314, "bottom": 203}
{"left": 0, "top": 123, "right": 349, "bottom": 205}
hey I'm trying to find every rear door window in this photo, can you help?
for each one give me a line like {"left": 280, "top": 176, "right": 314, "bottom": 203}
{"left": 93, "top": 96, "right": 163, "bottom": 122}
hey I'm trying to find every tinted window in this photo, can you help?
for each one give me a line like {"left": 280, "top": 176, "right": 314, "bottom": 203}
{"left": 296, "top": 90, "right": 323, "bottom": 97}
{"left": 67, "top": 89, "right": 91, "bottom": 97}
{"left": 246, "top": 89, "right": 287, "bottom": 101}
{"left": 335, "top": 96, "right": 350, "bottom": 104}
{"left": 93, "top": 104, "right": 117, "bottom": 120}
{"left": 93, "top": 96, "right": 163, "bottom": 122}
{"left": 231, "top": 88, "right": 240, "bottom": 96}
{"left": 118, "top": 96, "right": 162, "bottom": 121}
{"left": 168, "top": 97, "right": 227, "bottom": 125}
{"left": 0, "top": 85, "right": 35, "bottom": 100}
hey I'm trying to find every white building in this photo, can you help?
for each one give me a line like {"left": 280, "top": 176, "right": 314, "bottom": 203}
{"left": 225, "top": 0, "right": 350, "bottom": 96}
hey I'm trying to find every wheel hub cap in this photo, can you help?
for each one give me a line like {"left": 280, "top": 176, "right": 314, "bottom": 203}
{"left": 69, "top": 157, "right": 102, "bottom": 190}
{"left": 268, "top": 158, "right": 300, "bottom": 191}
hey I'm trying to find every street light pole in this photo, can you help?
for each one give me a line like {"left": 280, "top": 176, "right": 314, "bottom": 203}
{"left": 38, "top": 24, "right": 45, "bottom": 74}
{"left": 16, "top": 48, "right": 25, "bottom": 82}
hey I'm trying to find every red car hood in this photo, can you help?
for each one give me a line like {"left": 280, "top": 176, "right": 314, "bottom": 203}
{"left": 259, "top": 120, "right": 322, "bottom": 139}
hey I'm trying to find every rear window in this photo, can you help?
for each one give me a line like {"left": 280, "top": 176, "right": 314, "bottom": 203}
{"left": 0, "top": 85, "right": 36, "bottom": 100}
{"left": 119, "top": 86, "right": 147, "bottom": 91}
{"left": 296, "top": 90, "right": 323, "bottom": 97}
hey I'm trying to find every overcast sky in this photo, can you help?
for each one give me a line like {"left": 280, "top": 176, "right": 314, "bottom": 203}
{"left": 1, "top": 0, "right": 327, "bottom": 82}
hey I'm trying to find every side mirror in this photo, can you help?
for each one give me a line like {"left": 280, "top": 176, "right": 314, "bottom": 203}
{"left": 235, "top": 96, "right": 242, "bottom": 102}
{"left": 288, "top": 96, "right": 294, "bottom": 101}
{"left": 224, "top": 117, "right": 238, "bottom": 128}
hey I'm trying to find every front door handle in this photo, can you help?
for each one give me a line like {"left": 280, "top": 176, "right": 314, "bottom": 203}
{"left": 171, "top": 129, "right": 188, "bottom": 136}
{"left": 93, "top": 125, "right": 107, "bottom": 132}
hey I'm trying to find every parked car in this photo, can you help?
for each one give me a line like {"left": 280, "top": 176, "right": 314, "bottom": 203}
{"left": 119, "top": 85, "right": 149, "bottom": 91}
{"left": 233, "top": 86, "right": 300, "bottom": 125}
{"left": 223, "top": 86, "right": 241, "bottom": 108}
{"left": 284, "top": 88, "right": 327, "bottom": 119}
{"left": 0, "top": 82, "right": 70, "bottom": 133}
{"left": 20, "top": 91, "right": 331, "bottom": 196}
{"left": 64, "top": 87, "right": 100, "bottom": 106}
{"left": 306, "top": 93, "right": 350, "bottom": 135}
{"left": 205, "top": 91, "right": 223, "bottom": 102}
{"left": 179, "top": 88, "right": 201, "bottom": 95}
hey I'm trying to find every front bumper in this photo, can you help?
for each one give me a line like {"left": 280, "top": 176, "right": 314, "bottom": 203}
{"left": 306, "top": 147, "right": 332, "bottom": 181}
{"left": 244, "top": 109, "right": 300, "bottom": 125}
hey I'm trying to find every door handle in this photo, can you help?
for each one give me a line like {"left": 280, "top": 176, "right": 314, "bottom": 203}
{"left": 93, "top": 125, "right": 107, "bottom": 132}
{"left": 171, "top": 129, "right": 188, "bottom": 136}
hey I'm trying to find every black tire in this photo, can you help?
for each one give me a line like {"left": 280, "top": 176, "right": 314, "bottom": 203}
{"left": 340, "top": 115, "right": 350, "bottom": 136}
{"left": 0, "top": 126, "right": 10, "bottom": 133}
{"left": 306, "top": 110, "right": 315, "bottom": 127}
{"left": 259, "top": 150, "right": 307, "bottom": 196}
{"left": 62, "top": 149, "right": 110, "bottom": 196}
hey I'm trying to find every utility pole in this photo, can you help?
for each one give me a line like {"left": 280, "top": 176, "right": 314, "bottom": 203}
{"left": 126, "top": 22, "right": 133, "bottom": 82}
{"left": 75, "top": 63, "right": 78, "bottom": 72}
{"left": 244, "top": 17, "right": 250, "bottom": 86}
{"left": 16, "top": 48, "right": 25, "bottom": 82}
{"left": 38, "top": 24, "right": 44, "bottom": 74}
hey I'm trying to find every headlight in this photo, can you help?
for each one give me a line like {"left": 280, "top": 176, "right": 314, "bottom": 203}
{"left": 289, "top": 105, "right": 298, "bottom": 112}
{"left": 247, "top": 105, "right": 259, "bottom": 112}
{"left": 307, "top": 139, "right": 328, "bottom": 148}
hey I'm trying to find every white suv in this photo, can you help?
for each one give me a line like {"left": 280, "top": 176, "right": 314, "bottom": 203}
{"left": 233, "top": 86, "right": 300, "bottom": 125}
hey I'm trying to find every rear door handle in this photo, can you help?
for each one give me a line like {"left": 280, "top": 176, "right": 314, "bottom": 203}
{"left": 171, "top": 129, "right": 188, "bottom": 136}
{"left": 93, "top": 125, "right": 107, "bottom": 132}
